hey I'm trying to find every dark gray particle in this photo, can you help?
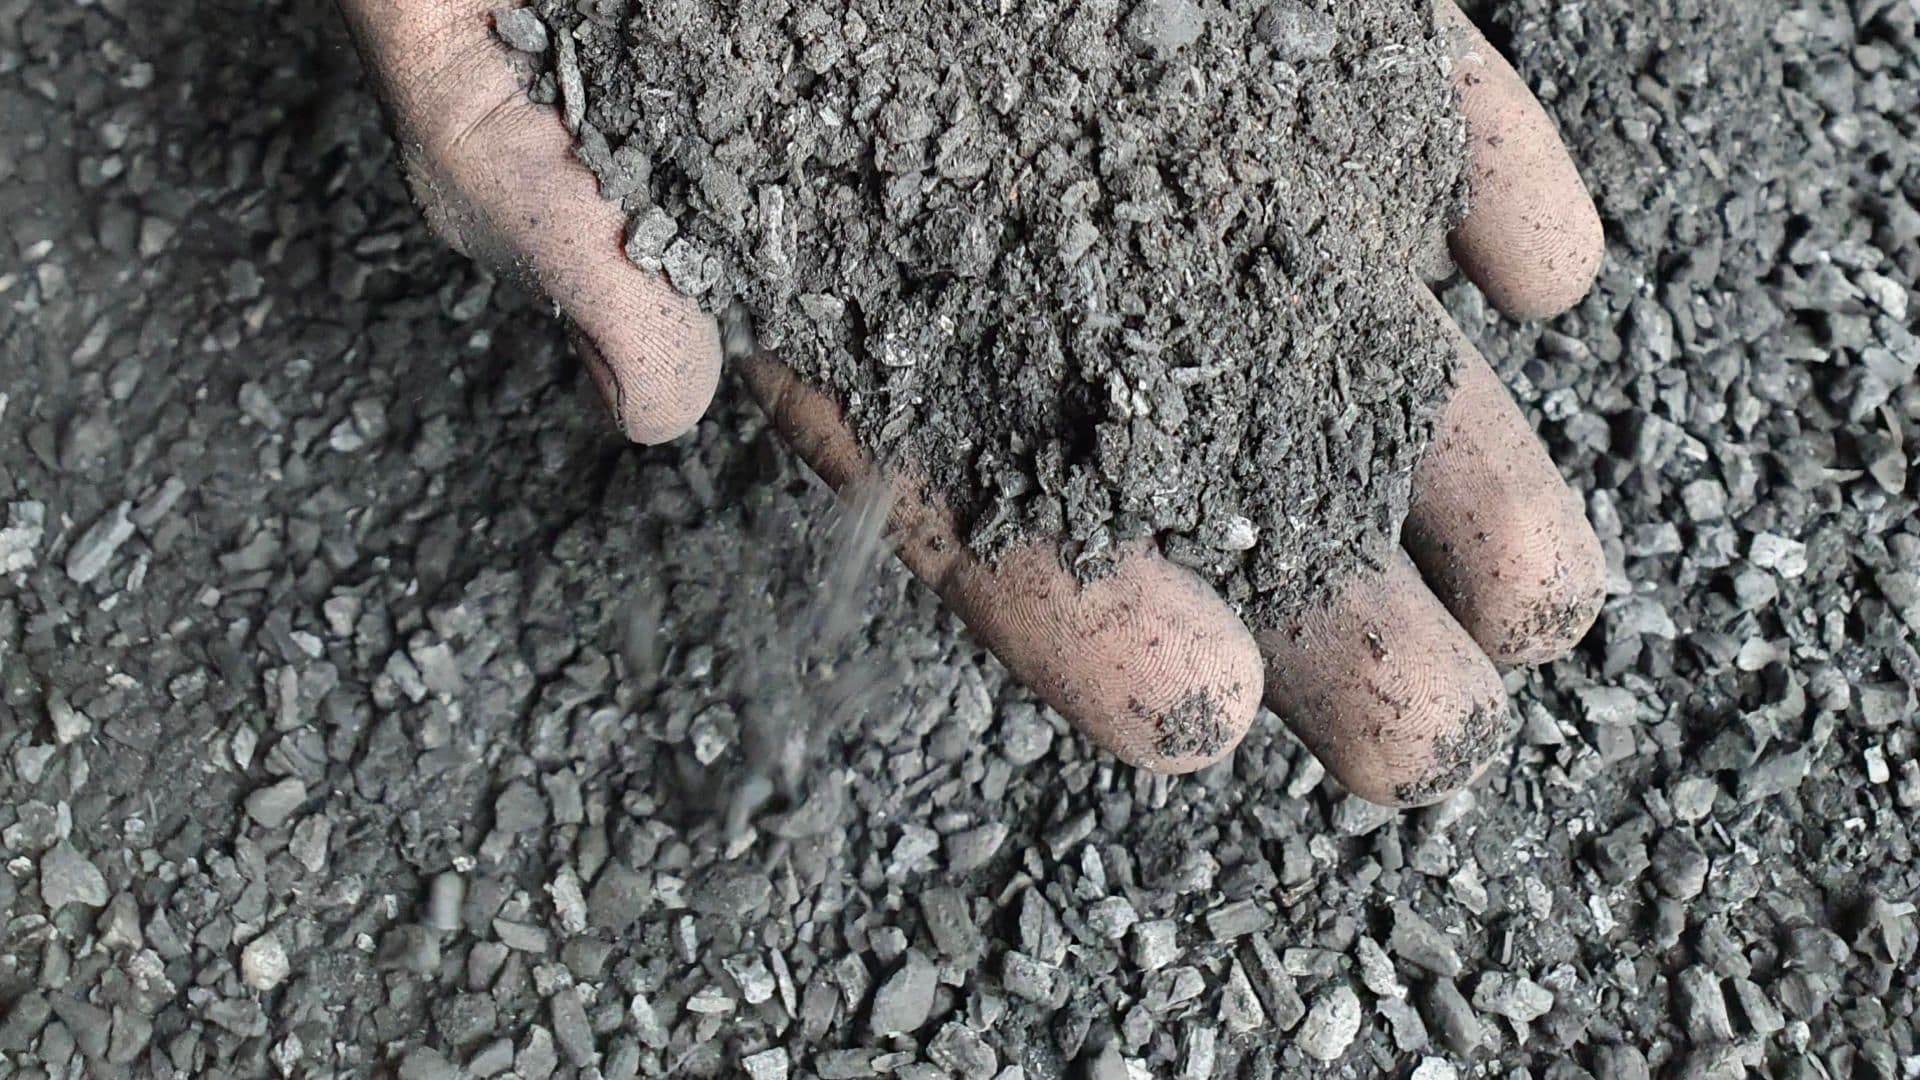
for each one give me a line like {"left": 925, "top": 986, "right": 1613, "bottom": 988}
{"left": 65, "top": 501, "right": 134, "bottom": 584}
{"left": 206, "top": 998, "right": 268, "bottom": 1038}
{"left": 1125, "top": 0, "right": 1208, "bottom": 59}
{"left": 245, "top": 778, "right": 307, "bottom": 829}
{"left": 1220, "top": 960, "right": 1268, "bottom": 1033}
{"left": 517, "top": 1027, "right": 560, "bottom": 1078}
{"left": 921, "top": 888, "right": 983, "bottom": 959}
{"left": 1205, "top": 899, "right": 1272, "bottom": 941}
{"left": 1736, "top": 746, "right": 1811, "bottom": 803}
{"left": 725, "top": 954, "right": 777, "bottom": 1004}
{"left": 1728, "top": 979, "right": 1784, "bottom": 1035}
{"left": 1389, "top": 903, "right": 1461, "bottom": 977}
{"left": 1131, "top": 920, "right": 1180, "bottom": 971}
{"left": 1152, "top": 690, "right": 1233, "bottom": 761}
{"left": 470, "top": 1039, "right": 516, "bottom": 1078}
{"left": 624, "top": 208, "right": 678, "bottom": 272}
{"left": 816, "top": 1049, "right": 881, "bottom": 1079}
{"left": 494, "top": 918, "right": 548, "bottom": 953}
{"left": 1669, "top": 778, "right": 1719, "bottom": 822}
{"left": 0, "top": 501, "right": 44, "bottom": 572}
{"left": 240, "top": 932, "right": 291, "bottom": 990}
{"left": 687, "top": 862, "right": 772, "bottom": 917}
{"left": 944, "top": 822, "right": 1009, "bottom": 873}
{"left": 1591, "top": 1045, "right": 1652, "bottom": 1080}
{"left": 493, "top": 780, "right": 547, "bottom": 833}
{"left": 1591, "top": 822, "right": 1651, "bottom": 885}
{"left": 1393, "top": 703, "right": 1513, "bottom": 806}
{"left": 549, "top": 988, "right": 598, "bottom": 1069}
{"left": 492, "top": 8, "right": 549, "bottom": 53}
{"left": 553, "top": 24, "right": 584, "bottom": 134}
{"left": 1086, "top": 896, "right": 1139, "bottom": 940}
{"left": 1332, "top": 794, "right": 1400, "bottom": 836}
{"left": 1675, "top": 967, "right": 1734, "bottom": 1043}
{"left": 1244, "top": 936, "right": 1307, "bottom": 1031}
{"left": 39, "top": 840, "right": 110, "bottom": 910}
{"left": 1379, "top": 997, "right": 1430, "bottom": 1051}
{"left": 928, "top": 1022, "right": 996, "bottom": 1078}
{"left": 46, "top": 997, "right": 107, "bottom": 1061}
{"left": 1296, "top": 984, "right": 1361, "bottom": 1060}
{"left": 426, "top": 873, "right": 466, "bottom": 933}
{"left": 398, "top": 1047, "right": 460, "bottom": 1080}
{"left": 1472, "top": 972, "right": 1553, "bottom": 1024}
{"left": 1648, "top": 829, "right": 1710, "bottom": 899}
{"left": 586, "top": 863, "right": 650, "bottom": 935}
{"left": 107, "top": 1009, "right": 152, "bottom": 1066}
{"left": 997, "top": 704, "right": 1054, "bottom": 766}
{"left": 1001, "top": 951, "right": 1059, "bottom": 1004}
{"left": 743, "top": 1048, "right": 790, "bottom": 1080}
{"left": 382, "top": 924, "right": 444, "bottom": 974}
{"left": 1255, "top": 1, "right": 1338, "bottom": 61}
{"left": 1421, "top": 977, "right": 1486, "bottom": 1056}
{"left": 0, "top": 995, "right": 51, "bottom": 1052}
{"left": 433, "top": 994, "right": 500, "bottom": 1048}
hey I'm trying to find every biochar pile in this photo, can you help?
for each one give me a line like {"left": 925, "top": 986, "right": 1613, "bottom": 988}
{"left": 6, "top": 0, "right": 1920, "bottom": 1077}
{"left": 521, "top": 0, "right": 1469, "bottom": 621}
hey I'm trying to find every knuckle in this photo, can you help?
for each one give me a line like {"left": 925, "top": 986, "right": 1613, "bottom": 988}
{"left": 406, "top": 67, "right": 537, "bottom": 190}
{"left": 391, "top": 90, "right": 548, "bottom": 276}
{"left": 1279, "top": 623, "right": 1514, "bottom": 807}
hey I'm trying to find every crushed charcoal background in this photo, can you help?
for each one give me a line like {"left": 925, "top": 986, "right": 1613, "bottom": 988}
{"left": 0, "top": 0, "right": 1917, "bottom": 1077}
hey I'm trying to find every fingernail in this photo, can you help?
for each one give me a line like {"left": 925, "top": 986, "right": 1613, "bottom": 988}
{"left": 567, "top": 326, "right": 629, "bottom": 434}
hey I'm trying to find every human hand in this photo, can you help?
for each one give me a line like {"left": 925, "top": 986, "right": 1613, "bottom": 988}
{"left": 336, "top": 0, "right": 721, "bottom": 444}
{"left": 340, "top": 0, "right": 1604, "bottom": 806}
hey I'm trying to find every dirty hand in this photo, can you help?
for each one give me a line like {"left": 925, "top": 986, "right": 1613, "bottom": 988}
{"left": 341, "top": 0, "right": 1605, "bottom": 806}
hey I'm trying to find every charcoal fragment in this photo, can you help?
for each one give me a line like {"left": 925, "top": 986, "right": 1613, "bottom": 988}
{"left": 1296, "top": 984, "right": 1361, "bottom": 1060}
{"left": 869, "top": 949, "right": 937, "bottom": 1036}
{"left": 493, "top": 8, "right": 549, "bottom": 53}
{"left": 40, "top": 840, "right": 109, "bottom": 911}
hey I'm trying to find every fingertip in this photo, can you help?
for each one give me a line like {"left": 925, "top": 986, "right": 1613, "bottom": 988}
{"left": 1405, "top": 321, "right": 1606, "bottom": 664}
{"left": 950, "top": 543, "right": 1265, "bottom": 777}
{"left": 1085, "top": 679, "right": 1262, "bottom": 777}
{"left": 1344, "top": 677, "right": 1510, "bottom": 809}
{"left": 1475, "top": 525, "right": 1605, "bottom": 666}
{"left": 573, "top": 305, "right": 723, "bottom": 445}
{"left": 1259, "top": 554, "right": 1515, "bottom": 809}
{"left": 1307, "top": 657, "right": 1511, "bottom": 810}
{"left": 1413, "top": 494, "right": 1605, "bottom": 666}
{"left": 1440, "top": 0, "right": 1605, "bottom": 320}
{"left": 630, "top": 336, "right": 723, "bottom": 446}
{"left": 1453, "top": 193, "right": 1603, "bottom": 321}
{"left": 1094, "top": 578, "right": 1265, "bottom": 776}
{"left": 365, "top": 6, "right": 726, "bottom": 448}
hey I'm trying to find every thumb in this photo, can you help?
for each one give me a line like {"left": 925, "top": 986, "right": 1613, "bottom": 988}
{"left": 338, "top": 0, "right": 720, "bottom": 444}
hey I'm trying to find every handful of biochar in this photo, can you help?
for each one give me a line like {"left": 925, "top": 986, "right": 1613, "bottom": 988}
{"left": 512, "top": 0, "right": 1468, "bottom": 624}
